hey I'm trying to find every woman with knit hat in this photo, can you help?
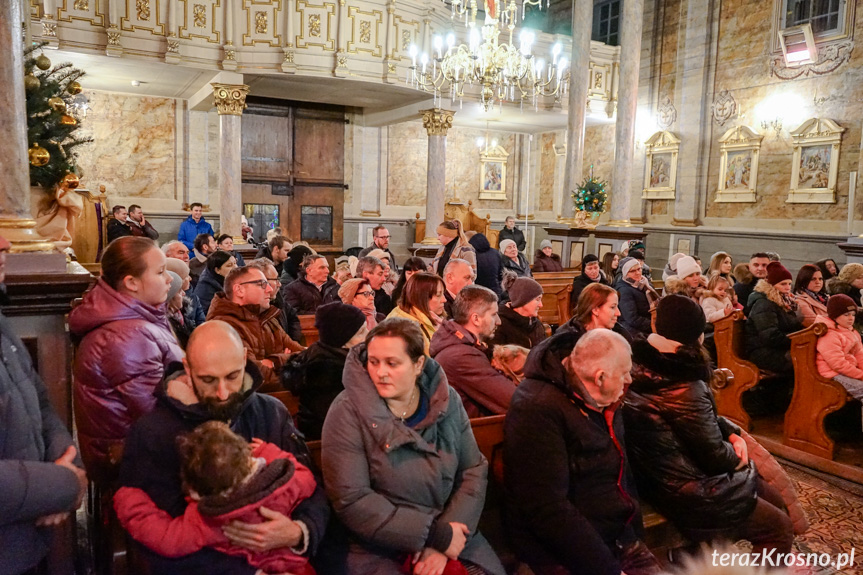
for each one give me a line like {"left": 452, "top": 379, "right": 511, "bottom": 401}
{"left": 570, "top": 254, "right": 609, "bottom": 310}
{"left": 617, "top": 257, "right": 659, "bottom": 338}
{"left": 668, "top": 255, "right": 706, "bottom": 302}
{"left": 624, "top": 295, "right": 794, "bottom": 561}
{"left": 744, "top": 261, "right": 803, "bottom": 375}
{"left": 815, "top": 294, "right": 863, "bottom": 414}
{"left": 338, "top": 277, "right": 384, "bottom": 329}
{"left": 499, "top": 238, "right": 532, "bottom": 277}
{"left": 533, "top": 239, "right": 564, "bottom": 272}
{"left": 431, "top": 220, "right": 476, "bottom": 275}
{"left": 491, "top": 271, "right": 546, "bottom": 348}
{"left": 282, "top": 302, "right": 369, "bottom": 440}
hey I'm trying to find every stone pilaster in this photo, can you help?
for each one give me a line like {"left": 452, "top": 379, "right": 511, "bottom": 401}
{"left": 212, "top": 83, "right": 249, "bottom": 241}
{"left": 420, "top": 108, "right": 454, "bottom": 245}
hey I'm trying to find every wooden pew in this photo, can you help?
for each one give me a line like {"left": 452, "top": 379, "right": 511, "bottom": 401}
{"left": 532, "top": 270, "right": 577, "bottom": 327}
{"left": 712, "top": 310, "right": 767, "bottom": 431}
{"left": 785, "top": 322, "right": 850, "bottom": 459}
{"left": 298, "top": 314, "right": 319, "bottom": 346}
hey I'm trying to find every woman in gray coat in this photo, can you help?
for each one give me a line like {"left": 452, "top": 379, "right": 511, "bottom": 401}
{"left": 321, "top": 318, "right": 505, "bottom": 575}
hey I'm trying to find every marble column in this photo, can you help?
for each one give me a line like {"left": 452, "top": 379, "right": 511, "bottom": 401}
{"left": 561, "top": 0, "right": 594, "bottom": 222}
{"left": 0, "top": 0, "right": 53, "bottom": 252}
{"left": 420, "top": 108, "right": 454, "bottom": 245}
{"left": 212, "top": 83, "right": 249, "bottom": 241}
{"left": 609, "top": 0, "right": 645, "bottom": 225}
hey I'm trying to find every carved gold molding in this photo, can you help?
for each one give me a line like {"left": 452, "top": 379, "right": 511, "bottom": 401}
{"left": 420, "top": 108, "right": 455, "bottom": 136}
{"left": 212, "top": 83, "right": 250, "bottom": 115}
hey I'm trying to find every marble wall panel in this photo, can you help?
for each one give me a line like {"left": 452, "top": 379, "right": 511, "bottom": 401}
{"left": 657, "top": 0, "right": 681, "bottom": 103}
{"left": 583, "top": 124, "right": 615, "bottom": 185}
{"left": 77, "top": 91, "right": 176, "bottom": 199}
{"left": 538, "top": 132, "right": 557, "bottom": 212}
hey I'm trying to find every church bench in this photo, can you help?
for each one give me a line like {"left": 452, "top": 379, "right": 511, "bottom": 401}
{"left": 532, "top": 271, "right": 577, "bottom": 326}
{"left": 298, "top": 314, "right": 319, "bottom": 346}
{"left": 785, "top": 321, "right": 851, "bottom": 460}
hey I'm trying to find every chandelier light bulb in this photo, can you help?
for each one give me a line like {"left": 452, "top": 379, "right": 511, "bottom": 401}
{"left": 433, "top": 35, "right": 443, "bottom": 58}
{"left": 476, "top": 137, "right": 485, "bottom": 147}
{"left": 535, "top": 58, "right": 545, "bottom": 75}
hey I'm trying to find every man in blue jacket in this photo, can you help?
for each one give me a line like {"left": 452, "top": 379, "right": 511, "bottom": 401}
{"left": 178, "top": 202, "right": 215, "bottom": 252}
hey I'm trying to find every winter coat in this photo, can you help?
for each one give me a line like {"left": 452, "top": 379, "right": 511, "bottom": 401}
{"left": 469, "top": 233, "right": 502, "bottom": 295}
{"left": 127, "top": 218, "right": 160, "bottom": 241}
{"left": 115, "top": 443, "right": 316, "bottom": 575}
{"left": 189, "top": 253, "right": 206, "bottom": 286}
{"left": 386, "top": 305, "right": 439, "bottom": 354}
{"left": 206, "top": 294, "right": 303, "bottom": 389}
{"left": 490, "top": 303, "right": 546, "bottom": 349}
{"left": 500, "top": 253, "right": 532, "bottom": 278}
{"left": 429, "top": 320, "right": 517, "bottom": 417}
{"left": 795, "top": 290, "right": 828, "bottom": 328}
{"left": 701, "top": 294, "right": 733, "bottom": 323}
{"left": 321, "top": 347, "right": 505, "bottom": 575}
{"left": 359, "top": 244, "right": 399, "bottom": 273}
{"left": 827, "top": 277, "right": 863, "bottom": 307}
{"left": 0, "top": 310, "right": 83, "bottom": 575}
{"left": 168, "top": 310, "right": 194, "bottom": 350}
{"left": 117, "top": 361, "right": 329, "bottom": 575}
{"left": 70, "top": 279, "right": 184, "bottom": 477}
{"left": 532, "top": 250, "right": 563, "bottom": 273}
{"left": 273, "top": 290, "right": 303, "bottom": 343}
{"left": 256, "top": 245, "right": 272, "bottom": 260}
{"left": 432, "top": 241, "right": 477, "bottom": 275}
{"left": 617, "top": 279, "right": 653, "bottom": 337}
{"left": 570, "top": 272, "right": 609, "bottom": 310}
{"left": 815, "top": 316, "right": 863, "bottom": 380}
{"left": 282, "top": 277, "right": 340, "bottom": 315}
{"left": 734, "top": 280, "right": 757, "bottom": 316}
{"left": 556, "top": 317, "right": 633, "bottom": 344}
{"left": 623, "top": 337, "right": 758, "bottom": 532}
{"left": 745, "top": 280, "right": 802, "bottom": 373}
{"left": 107, "top": 218, "right": 133, "bottom": 243}
{"left": 282, "top": 342, "right": 349, "bottom": 440}
{"left": 184, "top": 290, "right": 206, "bottom": 328}
{"left": 194, "top": 268, "right": 224, "bottom": 315}
{"left": 503, "top": 331, "right": 643, "bottom": 575}
{"left": 374, "top": 287, "right": 395, "bottom": 315}
{"left": 224, "top": 249, "right": 246, "bottom": 267}
{"left": 178, "top": 215, "right": 215, "bottom": 252}
{"left": 499, "top": 226, "right": 526, "bottom": 252}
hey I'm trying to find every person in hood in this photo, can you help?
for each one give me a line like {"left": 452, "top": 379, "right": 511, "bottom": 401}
{"left": 624, "top": 295, "right": 794, "bottom": 559}
{"left": 504, "top": 328, "right": 660, "bottom": 575}
{"left": 492, "top": 272, "right": 545, "bottom": 349}
{"left": 115, "top": 321, "right": 330, "bottom": 575}
{"left": 468, "top": 231, "right": 502, "bottom": 296}
{"left": 321, "top": 318, "right": 506, "bottom": 575}
{"left": 70, "top": 236, "right": 183, "bottom": 480}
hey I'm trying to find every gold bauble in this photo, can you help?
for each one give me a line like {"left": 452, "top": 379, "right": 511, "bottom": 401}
{"left": 60, "top": 172, "right": 80, "bottom": 190}
{"left": 60, "top": 114, "right": 77, "bottom": 126}
{"left": 66, "top": 81, "right": 82, "bottom": 95}
{"left": 35, "top": 54, "right": 52, "bottom": 70}
{"left": 48, "top": 97, "right": 66, "bottom": 112}
{"left": 24, "top": 74, "right": 40, "bottom": 92}
{"left": 29, "top": 143, "right": 50, "bottom": 167}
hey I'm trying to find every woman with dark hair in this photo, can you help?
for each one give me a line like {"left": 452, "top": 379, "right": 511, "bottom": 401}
{"left": 216, "top": 233, "right": 246, "bottom": 267}
{"left": 390, "top": 256, "right": 428, "bottom": 306}
{"left": 492, "top": 273, "right": 546, "bottom": 349}
{"left": 468, "top": 232, "right": 503, "bottom": 295}
{"left": 194, "top": 250, "right": 237, "bottom": 315}
{"left": 624, "top": 295, "right": 794, "bottom": 559}
{"left": 601, "top": 251, "right": 619, "bottom": 280}
{"left": 794, "top": 264, "right": 828, "bottom": 327}
{"left": 69, "top": 237, "right": 183, "bottom": 479}
{"left": 321, "top": 318, "right": 506, "bottom": 575}
{"left": 387, "top": 272, "right": 446, "bottom": 353}
{"left": 706, "top": 251, "right": 735, "bottom": 285}
{"left": 431, "top": 220, "right": 476, "bottom": 275}
{"left": 815, "top": 258, "right": 839, "bottom": 281}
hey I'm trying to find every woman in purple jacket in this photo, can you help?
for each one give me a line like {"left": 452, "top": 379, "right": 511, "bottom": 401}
{"left": 70, "top": 237, "right": 184, "bottom": 481}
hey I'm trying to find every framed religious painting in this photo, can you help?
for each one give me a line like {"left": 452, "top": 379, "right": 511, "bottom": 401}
{"left": 479, "top": 144, "right": 509, "bottom": 200}
{"left": 715, "top": 125, "right": 763, "bottom": 203}
{"left": 787, "top": 118, "right": 844, "bottom": 204}
{"left": 642, "top": 131, "right": 680, "bottom": 200}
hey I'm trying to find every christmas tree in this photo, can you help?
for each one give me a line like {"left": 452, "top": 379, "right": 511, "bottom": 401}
{"left": 572, "top": 169, "right": 608, "bottom": 213}
{"left": 23, "top": 42, "right": 92, "bottom": 192}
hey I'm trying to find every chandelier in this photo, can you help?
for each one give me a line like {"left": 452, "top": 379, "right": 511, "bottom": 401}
{"left": 407, "top": 0, "right": 568, "bottom": 112}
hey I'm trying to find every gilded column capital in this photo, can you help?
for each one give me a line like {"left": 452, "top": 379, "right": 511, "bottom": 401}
{"left": 211, "top": 83, "right": 250, "bottom": 116}
{"left": 420, "top": 108, "right": 455, "bottom": 136}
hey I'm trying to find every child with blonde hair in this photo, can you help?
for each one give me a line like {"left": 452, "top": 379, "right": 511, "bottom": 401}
{"left": 701, "top": 275, "right": 735, "bottom": 323}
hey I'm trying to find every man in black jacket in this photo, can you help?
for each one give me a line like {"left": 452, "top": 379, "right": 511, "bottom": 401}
{"left": 498, "top": 216, "right": 526, "bottom": 253}
{"left": 734, "top": 252, "right": 770, "bottom": 315}
{"left": 282, "top": 254, "right": 340, "bottom": 315}
{"left": 358, "top": 225, "right": 399, "bottom": 273}
{"left": 106, "top": 205, "right": 133, "bottom": 243}
{"left": 116, "top": 321, "right": 330, "bottom": 575}
{"left": 504, "top": 329, "right": 660, "bottom": 575}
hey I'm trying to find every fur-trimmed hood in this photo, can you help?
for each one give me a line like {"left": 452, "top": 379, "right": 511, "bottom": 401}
{"left": 753, "top": 279, "right": 791, "bottom": 310}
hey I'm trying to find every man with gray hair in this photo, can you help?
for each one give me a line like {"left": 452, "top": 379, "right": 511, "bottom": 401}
{"left": 356, "top": 255, "right": 393, "bottom": 315}
{"left": 503, "top": 328, "right": 661, "bottom": 575}
{"left": 282, "top": 254, "right": 340, "bottom": 315}
{"left": 429, "top": 285, "right": 518, "bottom": 417}
{"left": 161, "top": 240, "right": 189, "bottom": 263}
{"left": 442, "top": 258, "right": 474, "bottom": 317}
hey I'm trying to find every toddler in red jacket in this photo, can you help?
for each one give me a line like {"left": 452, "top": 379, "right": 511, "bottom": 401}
{"left": 114, "top": 421, "right": 317, "bottom": 575}
{"left": 815, "top": 294, "right": 863, "bottom": 427}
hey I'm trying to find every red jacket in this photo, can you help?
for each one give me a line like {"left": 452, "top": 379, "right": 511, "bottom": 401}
{"left": 114, "top": 442, "right": 316, "bottom": 574}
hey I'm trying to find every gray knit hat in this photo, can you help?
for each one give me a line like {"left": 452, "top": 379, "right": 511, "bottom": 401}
{"left": 166, "top": 271, "right": 183, "bottom": 302}
{"left": 503, "top": 273, "right": 544, "bottom": 308}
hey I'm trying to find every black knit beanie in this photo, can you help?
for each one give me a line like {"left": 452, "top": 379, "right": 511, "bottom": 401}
{"left": 655, "top": 294, "right": 706, "bottom": 346}
{"left": 315, "top": 302, "right": 367, "bottom": 348}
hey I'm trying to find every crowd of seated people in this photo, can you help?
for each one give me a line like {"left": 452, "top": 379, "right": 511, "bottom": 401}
{"left": 14, "top": 208, "right": 861, "bottom": 575}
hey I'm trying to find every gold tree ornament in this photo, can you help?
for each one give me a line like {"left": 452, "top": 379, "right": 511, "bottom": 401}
{"left": 66, "top": 81, "right": 82, "bottom": 95}
{"left": 35, "top": 54, "right": 52, "bottom": 70}
{"left": 60, "top": 172, "right": 80, "bottom": 189}
{"left": 60, "top": 114, "right": 77, "bottom": 126}
{"left": 48, "top": 97, "right": 66, "bottom": 112}
{"left": 24, "top": 74, "right": 40, "bottom": 92}
{"left": 29, "top": 143, "right": 50, "bottom": 167}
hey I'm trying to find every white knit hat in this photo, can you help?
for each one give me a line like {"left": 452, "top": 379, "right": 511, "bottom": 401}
{"left": 675, "top": 255, "right": 701, "bottom": 279}
{"left": 499, "top": 239, "right": 517, "bottom": 254}
{"left": 620, "top": 258, "right": 641, "bottom": 278}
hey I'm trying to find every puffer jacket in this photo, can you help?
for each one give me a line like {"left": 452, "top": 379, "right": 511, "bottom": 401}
{"left": 623, "top": 337, "right": 758, "bottom": 531}
{"left": 429, "top": 320, "right": 517, "bottom": 417}
{"left": 815, "top": 315, "right": 863, "bottom": 380}
{"left": 532, "top": 251, "right": 563, "bottom": 273}
{"left": 490, "top": 303, "right": 546, "bottom": 349}
{"left": 826, "top": 277, "right": 863, "bottom": 329}
{"left": 1, "top": 310, "right": 82, "bottom": 575}
{"left": 570, "top": 271, "right": 609, "bottom": 310}
{"left": 503, "top": 331, "right": 642, "bottom": 575}
{"left": 206, "top": 294, "right": 303, "bottom": 389}
{"left": 282, "top": 342, "right": 349, "bottom": 440}
{"left": 617, "top": 279, "right": 653, "bottom": 337}
{"left": 744, "top": 280, "right": 802, "bottom": 373}
{"left": 468, "top": 233, "right": 502, "bottom": 295}
{"left": 193, "top": 268, "right": 224, "bottom": 315}
{"left": 70, "top": 279, "right": 184, "bottom": 478}
{"left": 321, "top": 347, "right": 505, "bottom": 575}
